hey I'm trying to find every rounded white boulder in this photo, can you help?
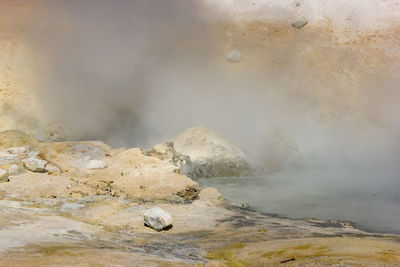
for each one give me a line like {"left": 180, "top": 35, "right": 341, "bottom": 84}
{"left": 144, "top": 207, "right": 173, "bottom": 231}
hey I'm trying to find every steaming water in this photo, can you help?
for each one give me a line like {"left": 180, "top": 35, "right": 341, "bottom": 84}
{"left": 199, "top": 168, "right": 400, "bottom": 234}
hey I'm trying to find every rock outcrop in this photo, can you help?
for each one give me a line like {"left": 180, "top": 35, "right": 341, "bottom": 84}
{"left": 169, "top": 127, "right": 264, "bottom": 178}
{"left": 0, "top": 139, "right": 201, "bottom": 203}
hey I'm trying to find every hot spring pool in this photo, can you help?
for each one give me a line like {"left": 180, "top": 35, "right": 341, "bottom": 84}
{"left": 199, "top": 168, "right": 400, "bottom": 234}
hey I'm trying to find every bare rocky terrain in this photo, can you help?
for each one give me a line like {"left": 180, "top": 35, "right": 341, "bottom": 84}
{"left": 0, "top": 131, "right": 398, "bottom": 266}
{"left": 1, "top": 1, "right": 400, "bottom": 266}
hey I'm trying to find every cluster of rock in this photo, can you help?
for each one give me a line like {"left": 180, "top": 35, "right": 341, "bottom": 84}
{"left": 0, "top": 130, "right": 200, "bottom": 204}
{"left": 0, "top": 142, "right": 56, "bottom": 182}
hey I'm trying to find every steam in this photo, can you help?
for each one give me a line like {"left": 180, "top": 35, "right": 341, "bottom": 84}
{"left": 5, "top": 1, "right": 400, "bottom": 176}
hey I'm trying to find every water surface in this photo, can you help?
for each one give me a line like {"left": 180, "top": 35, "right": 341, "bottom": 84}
{"left": 199, "top": 168, "right": 400, "bottom": 234}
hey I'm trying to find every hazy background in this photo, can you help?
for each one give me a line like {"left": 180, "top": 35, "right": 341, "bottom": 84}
{"left": 1, "top": 0, "right": 399, "bottom": 231}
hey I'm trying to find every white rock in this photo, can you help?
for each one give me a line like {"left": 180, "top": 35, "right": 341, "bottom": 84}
{"left": 7, "top": 146, "right": 30, "bottom": 155}
{"left": 7, "top": 164, "right": 23, "bottom": 176}
{"left": 226, "top": 49, "right": 242, "bottom": 63}
{"left": 86, "top": 159, "right": 108, "bottom": 169}
{"left": 0, "top": 169, "right": 8, "bottom": 182}
{"left": 23, "top": 158, "right": 48, "bottom": 172}
{"left": 171, "top": 127, "right": 265, "bottom": 178}
{"left": 144, "top": 207, "right": 173, "bottom": 231}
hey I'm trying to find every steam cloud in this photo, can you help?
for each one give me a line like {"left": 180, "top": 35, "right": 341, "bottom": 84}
{"left": 4, "top": 0, "right": 399, "bottom": 168}
{"left": 2, "top": 0, "right": 400, "bottom": 232}
{"left": 6, "top": 2, "right": 400, "bottom": 172}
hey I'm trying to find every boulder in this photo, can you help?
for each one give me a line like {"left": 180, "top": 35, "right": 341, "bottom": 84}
{"left": 170, "top": 127, "right": 264, "bottom": 178}
{"left": 144, "top": 207, "right": 173, "bottom": 231}
{"left": 23, "top": 158, "right": 48, "bottom": 172}
{"left": 0, "top": 169, "right": 8, "bottom": 182}
{"left": 86, "top": 159, "right": 108, "bottom": 169}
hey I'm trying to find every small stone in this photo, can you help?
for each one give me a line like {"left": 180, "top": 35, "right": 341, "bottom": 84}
{"left": 23, "top": 158, "right": 48, "bottom": 172}
{"left": 0, "top": 169, "right": 9, "bottom": 182}
{"left": 144, "top": 207, "right": 173, "bottom": 231}
{"left": 86, "top": 159, "right": 108, "bottom": 169}
{"left": 66, "top": 184, "right": 72, "bottom": 189}
{"left": 7, "top": 164, "right": 23, "bottom": 176}
{"left": 226, "top": 49, "right": 243, "bottom": 63}
{"left": 291, "top": 17, "right": 308, "bottom": 29}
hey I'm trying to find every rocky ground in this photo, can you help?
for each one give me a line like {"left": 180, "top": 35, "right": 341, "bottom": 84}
{"left": 0, "top": 130, "right": 399, "bottom": 266}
